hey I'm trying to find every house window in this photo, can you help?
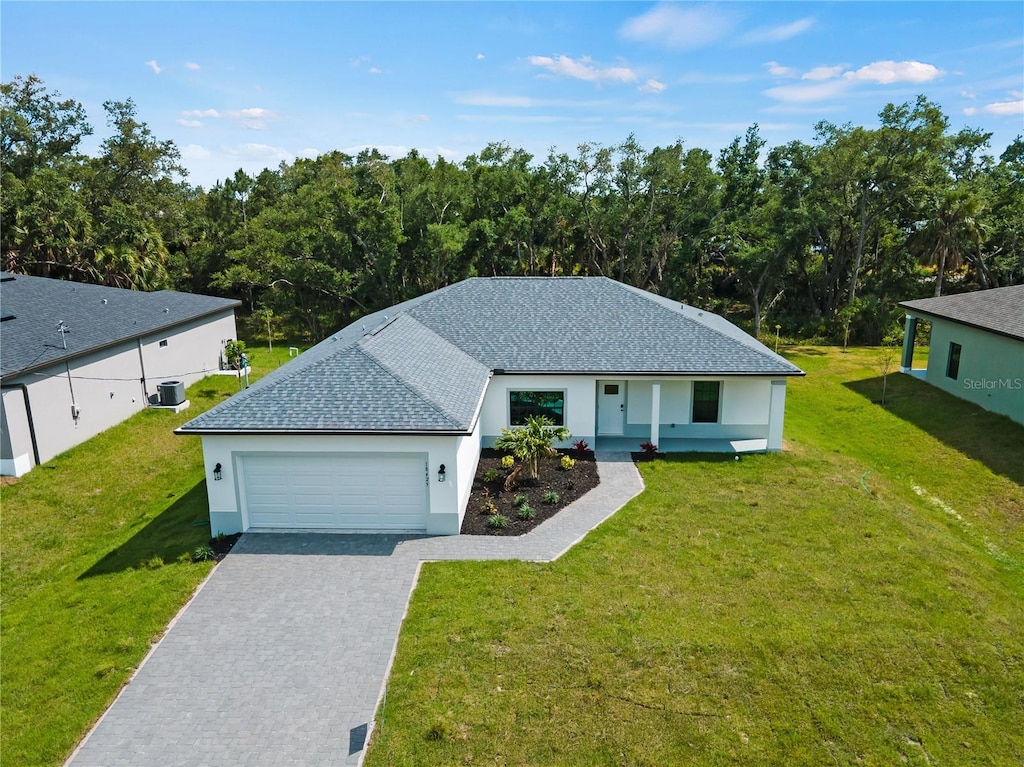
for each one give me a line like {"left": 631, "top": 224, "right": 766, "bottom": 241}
{"left": 159, "top": 339, "right": 168, "bottom": 348}
{"left": 510, "top": 390, "right": 565, "bottom": 426}
{"left": 692, "top": 381, "right": 721, "bottom": 423}
{"left": 946, "top": 342, "right": 962, "bottom": 380}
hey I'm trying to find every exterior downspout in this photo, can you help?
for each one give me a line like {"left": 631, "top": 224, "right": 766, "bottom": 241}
{"left": 136, "top": 339, "right": 149, "bottom": 403}
{"left": 1, "top": 383, "right": 42, "bottom": 467}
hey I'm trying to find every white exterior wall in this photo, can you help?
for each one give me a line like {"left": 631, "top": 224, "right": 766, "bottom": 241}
{"left": 199, "top": 431, "right": 474, "bottom": 536}
{"left": 479, "top": 375, "right": 595, "bottom": 445}
{"left": 139, "top": 311, "right": 237, "bottom": 399}
{"left": 1, "top": 308, "right": 237, "bottom": 475}
{"left": 721, "top": 379, "right": 773, "bottom": 425}
{"left": 9, "top": 343, "right": 148, "bottom": 466}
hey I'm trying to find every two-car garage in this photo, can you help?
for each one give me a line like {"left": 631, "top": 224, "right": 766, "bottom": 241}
{"left": 238, "top": 453, "right": 429, "bottom": 532}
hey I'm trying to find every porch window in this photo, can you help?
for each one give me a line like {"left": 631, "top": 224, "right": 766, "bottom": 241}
{"left": 692, "top": 381, "right": 720, "bottom": 423}
{"left": 946, "top": 342, "right": 962, "bottom": 380}
{"left": 510, "top": 390, "right": 565, "bottom": 426}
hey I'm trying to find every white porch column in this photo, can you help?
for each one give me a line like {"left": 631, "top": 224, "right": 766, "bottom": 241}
{"left": 650, "top": 381, "right": 661, "bottom": 448}
{"left": 767, "top": 380, "right": 787, "bottom": 451}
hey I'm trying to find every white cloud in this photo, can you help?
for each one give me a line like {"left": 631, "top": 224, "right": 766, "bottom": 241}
{"left": 802, "top": 65, "right": 844, "bottom": 81}
{"left": 297, "top": 148, "right": 319, "bottom": 159}
{"left": 349, "top": 56, "right": 370, "bottom": 68}
{"left": 960, "top": 89, "right": 977, "bottom": 99}
{"left": 983, "top": 99, "right": 1024, "bottom": 115}
{"left": 639, "top": 79, "right": 667, "bottom": 94}
{"left": 180, "top": 107, "right": 279, "bottom": 130}
{"left": 229, "top": 143, "right": 294, "bottom": 163}
{"left": 181, "top": 144, "right": 211, "bottom": 161}
{"left": 765, "top": 61, "right": 797, "bottom": 78}
{"left": 476, "top": 53, "right": 485, "bottom": 60}
{"left": 529, "top": 55, "right": 638, "bottom": 84}
{"left": 963, "top": 106, "right": 978, "bottom": 116}
{"left": 227, "top": 108, "right": 278, "bottom": 120}
{"left": 620, "top": 4, "right": 737, "bottom": 49}
{"left": 844, "top": 60, "right": 944, "bottom": 84}
{"left": 764, "top": 80, "right": 850, "bottom": 103}
{"left": 369, "top": 67, "right": 382, "bottom": 74}
{"left": 403, "top": 114, "right": 430, "bottom": 123}
{"left": 185, "top": 62, "right": 201, "bottom": 71}
{"left": 742, "top": 17, "right": 815, "bottom": 44}
{"left": 146, "top": 60, "right": 162, "bottom": 75}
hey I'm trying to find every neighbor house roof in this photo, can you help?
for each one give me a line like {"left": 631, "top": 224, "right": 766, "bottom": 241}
{"left": 900, "top": 285, "right": 1024, "bottom": 342}
{"left": 0, "top": 273, "right": 240, "bottom": 379}
{"left": 180, "top": 277, "right": 802, "bottom": 435}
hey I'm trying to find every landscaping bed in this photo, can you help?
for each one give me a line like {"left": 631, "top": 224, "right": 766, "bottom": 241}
{"left": 460, "top": 448, "right": 600, "bottom": 535}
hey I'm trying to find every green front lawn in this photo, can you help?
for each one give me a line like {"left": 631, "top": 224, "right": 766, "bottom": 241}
{"left": 0, "top": 345, "right": 299, "bottom": 767}
{"left": 366, "top": 347, "right": 1023, "bottom": 766}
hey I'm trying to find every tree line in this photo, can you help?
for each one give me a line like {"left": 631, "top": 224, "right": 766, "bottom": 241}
{"left": 3, "top": 74, "right": 1021, "bottom": 344}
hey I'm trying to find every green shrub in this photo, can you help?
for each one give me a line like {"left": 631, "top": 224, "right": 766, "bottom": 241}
{"left": 481, "top": 500, "right": 498, "bottom": 515}
{"left": 543, "top": 491, "right": 559, "bottom": 505}
{"left": 560, "top": 455, "right": 576, "bottom": 471}
{"left": 494, "top": 415, "right": 571, "bottom": 479}
{"left": 483, "top": 468, "right": 500, "bottom": 483}
{"left": 513, "top": 493, "right": 528, "bottom": 507}
{"left": 517, "top": 505, "right": 536, "bottom": 520}
{"left": 500, "top": 455, "right": 515, "bottom": 470}
{"left": 487, "top": 514, "right": 510, "bottom": 529}
{"left": 191, "top": 544, "right": 215, "bottom": 563}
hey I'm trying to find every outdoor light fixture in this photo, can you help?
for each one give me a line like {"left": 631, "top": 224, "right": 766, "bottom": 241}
{"left": 437, "top": 464, "right": 446, "bottom": 483}
{"left": 213, "top": 463, "right": 223, "bottom": 481}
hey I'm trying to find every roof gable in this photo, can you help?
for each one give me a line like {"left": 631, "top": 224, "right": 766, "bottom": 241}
{"left": 900, "top": 286, "right": 1024, "bottom": 341}
{"left": 180, "top": 314, "right": 490, "bottom": 432}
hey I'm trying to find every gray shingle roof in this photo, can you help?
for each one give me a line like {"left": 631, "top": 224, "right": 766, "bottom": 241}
{"left": 900, "top": 286, "right": 1024, "bottom": 342}
{"left": 179, "top": 314, "right": 490, "bottom": 432}
{"left": 179, "top": 277, "right": 803, "bottom": 435}
{"left": 0, "top": 273, "right": 240, "bottom": 379}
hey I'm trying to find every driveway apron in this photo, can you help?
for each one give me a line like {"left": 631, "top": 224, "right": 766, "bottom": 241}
{"left": 65, "top": 452, "right": 642, "bottom": 767}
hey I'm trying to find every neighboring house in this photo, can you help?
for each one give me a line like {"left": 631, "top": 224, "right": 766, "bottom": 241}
{"left": 899, "top": 285, "right": 1024, "bottom": 425}
{"left": 179, "top": 277, "right": 803, "bottom": 536}
{"left": 0, "top": 273, "right": 240, "bottom": 476}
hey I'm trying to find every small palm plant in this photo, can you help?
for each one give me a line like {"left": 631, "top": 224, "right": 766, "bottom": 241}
{"left": 494, "top": 415, "right": 571, "bottom": 480}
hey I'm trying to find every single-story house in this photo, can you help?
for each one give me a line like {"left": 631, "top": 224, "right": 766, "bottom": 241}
{"left": 179, "top": 277, "right": 803, "bottom": 536}
{"left": 0, "top": 273, "right": 240, "bottom": 476}
{"left": 899, "top": 285, "right": 1024, "bottom": 425}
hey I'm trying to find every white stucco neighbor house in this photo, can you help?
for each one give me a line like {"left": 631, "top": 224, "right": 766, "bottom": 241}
{"left": 179, "top": 277, "right": 803, "bottom": 536}
{"left": 0, "top": 273, "right": 240, "bottom": 476}
{"left": 899, "top": 285, "right": 1024, "bottom": 425}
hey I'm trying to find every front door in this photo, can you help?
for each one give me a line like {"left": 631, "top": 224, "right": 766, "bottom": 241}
{"left": 597, "top": 381, "right": 625, "bottom": 435}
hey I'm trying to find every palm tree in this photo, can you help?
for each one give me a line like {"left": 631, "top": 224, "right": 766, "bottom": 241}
{"left": 914, "top": 188, "right": 983, "bottom": 297}
{"left": 494, "top": 415, "right": 571, "bottom": 480}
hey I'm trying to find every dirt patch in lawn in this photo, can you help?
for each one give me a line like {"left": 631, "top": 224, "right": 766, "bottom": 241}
{"left": 461, "top": 449, "right": 600, "bottom": 536}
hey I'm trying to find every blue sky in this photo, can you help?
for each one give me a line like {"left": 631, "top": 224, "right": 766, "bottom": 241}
{"left": 3, "top": 1, "right": 1022, "bottom": 189}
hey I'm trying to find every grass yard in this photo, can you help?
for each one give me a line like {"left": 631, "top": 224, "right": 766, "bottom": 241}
{"left": 366, "top": 347, "right": 1023, "bottom": 766}
{"left": 0, "top": 344, "right": 300, "bottom": 767}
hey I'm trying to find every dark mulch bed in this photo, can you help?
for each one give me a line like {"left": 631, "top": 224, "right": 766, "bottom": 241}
{"left": 461, "top": 448, "right": 600, "bottom": 536}
{"left": 209, "top": 532, "right": 242, "bottom": 562}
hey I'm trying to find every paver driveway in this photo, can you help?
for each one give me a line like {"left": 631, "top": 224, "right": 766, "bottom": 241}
{"left": 65, "top": 453, "right": 642, "bottom": 767}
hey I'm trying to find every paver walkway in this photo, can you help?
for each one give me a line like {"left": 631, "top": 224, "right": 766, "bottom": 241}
{"left": 65, "top": 452, "right": 643, "bottom": 767}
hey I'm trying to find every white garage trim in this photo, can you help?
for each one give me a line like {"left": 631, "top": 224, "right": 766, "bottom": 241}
{"left": 237, "top": 452, "right": 429, "bottom": 532}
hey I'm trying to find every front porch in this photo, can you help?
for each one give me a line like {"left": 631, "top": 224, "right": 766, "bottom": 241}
{"left": 595, "top": 436, "right": 769, "bottom": 454}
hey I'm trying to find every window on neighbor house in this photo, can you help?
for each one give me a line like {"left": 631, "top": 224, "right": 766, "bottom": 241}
{"left": 509, "top": 390, "right": 565, "bottom": 426}
{"left": 946, "top": 342, "right": 962, "bottom": 380}
{"left": 159, "top": 339, "right": 168, "bottom": 348}
{"left": 692, "top": 381, "right": 721, "bottom": 423}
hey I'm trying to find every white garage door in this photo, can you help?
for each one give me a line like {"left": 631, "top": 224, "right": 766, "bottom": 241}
{"left": 241, "top": 453, "right": 428, "bottom": 531}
